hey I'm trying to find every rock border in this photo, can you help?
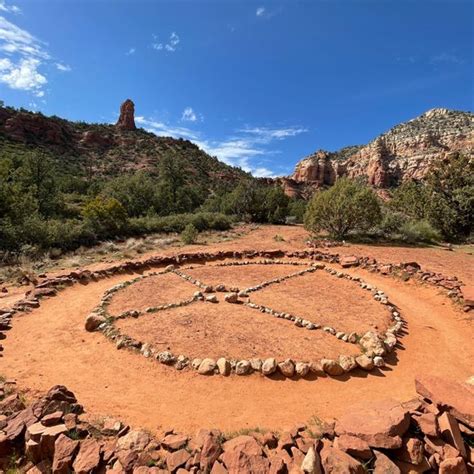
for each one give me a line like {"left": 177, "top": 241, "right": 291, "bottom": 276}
{"left": 87, "top": 258, "right": 404, "bottom": 378}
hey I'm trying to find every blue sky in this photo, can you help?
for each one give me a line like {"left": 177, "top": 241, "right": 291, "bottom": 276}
{"left": 0, "top": 0, "right": 472, "bottom": 177}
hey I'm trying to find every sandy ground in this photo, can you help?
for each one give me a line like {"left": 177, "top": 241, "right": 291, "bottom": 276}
{"left": 1, "top": 225, "right": 473, "bottom": 434}
{"left": 116, "top": 299, "right": 359, "bottom": 361}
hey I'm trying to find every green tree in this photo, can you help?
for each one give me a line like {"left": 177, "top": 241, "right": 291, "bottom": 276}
{"left": 181, "top": 223, "right": 198, "bottom": 244}
{"left": 304, "top": 178, "right": 381, "bottom": 240}
{"left": 82, "top": 196, "right": 128, "bottom": 237}
{"left": 425, "top": 153, "right": 473, "bottom": 240}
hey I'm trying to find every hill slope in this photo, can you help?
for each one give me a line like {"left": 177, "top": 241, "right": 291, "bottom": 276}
{"left": 0, "top": 100, "right": 250, "bottom": 190}
{"left": 284, "top": 108, "right": 474, "bottom": 198}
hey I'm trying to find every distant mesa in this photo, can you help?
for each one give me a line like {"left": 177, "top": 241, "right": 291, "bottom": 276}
{"left": 116, "top": 99, "right": 136, "bottom": 131}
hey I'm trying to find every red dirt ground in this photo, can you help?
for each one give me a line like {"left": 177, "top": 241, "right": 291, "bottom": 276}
{"left": 184, "top": 263, "right": 305, "bottom": 289}
{"left": 115, "top": 299, "right": 358, "bottom": 360}
{"left": 251, "top": 270, "right": 392, "bottom": 334}
{"left": 1, "top": 225, "right": 473, "bottom": 434}
{"left": 107, "top": 272, "right": 197, "bottom": 316}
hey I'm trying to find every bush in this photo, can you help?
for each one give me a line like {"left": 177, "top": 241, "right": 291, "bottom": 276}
{"left": 82, "top": 196, "right": 128, "bottom": 238}
{"left": 304, "top": 178, "right": 382, "bottom": 240}
{"left": 181, "top": 223, "right": 198, "bottom": 244}
{"left": 397, "top": 220, "right": 441, "bottom": 244}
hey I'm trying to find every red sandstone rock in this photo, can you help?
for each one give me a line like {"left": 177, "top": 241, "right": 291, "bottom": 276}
{"left": 373, "top": 450, "right": 401, "bottom": 473}
{"left": 162, "top": 433, "right": 188, "bottom": 450}
{"left": 335, "top": 399, "right": 410, "bottom": 449}
{"left": 221, "top": 435, "right": 270, "bottom": 473}
{"left": 116, "top": 429, "right": 150, "bottom": 451}
{"left": 396, "top": 437, "right": 425, "bottom": 465}
{"left": 73, "top": 438, "right": 101, "bottom": 474}
{"left": 461, "top": 285, "right": 474, "bottom": 307}
{"left": 200, "top": 432, "right": 222, "bottom": 472}
{"left": 413, "top": 413, "right": 438, "bottom": 437}
{"left": 320, "top": 445, "right": 364, "bottom": 473}
{"left": 438, "top": 412, "right": 467, "bottom": 459}
{"left": 334, "top": 434, "right": 372, "bottom": 460}
{"left": 116, "top": 99, "right": 136, "bottom": 131}
{"left": 340, "top": 256, "right": 359, "bottom": 268}
{"left": 52, "top": 434, "right": 79, "bottom": 474}
{"left": 439, "top": 457, "right": 468, "bottom": 474}
{"left": 166, "top": 449, "right": 191, "bottom": 471}
{"left": 415, "top": 375, "right": 474, "bottom": 428}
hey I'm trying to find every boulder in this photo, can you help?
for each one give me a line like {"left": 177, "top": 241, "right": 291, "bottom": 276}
{"left": 52, "top": 434, "right": 79, "bottom": 474}
{"left": 373, "top": 450, "right": 401, "bottom": 473}
{"left": 339, "top": 355, "right": 357, "bottom": 373}
{"left": 217, "top": 358, "right": 231, "bottom": 376}
{"left": 221, "top": 435, "right": 270, "bottom": 473}
{"left": 415, "top": 375, "right": 474, "bottom": 428}
{"left": 73, "top": 438, "right": 101, "bottom": 474}
{"left": 359, "top": 332, "right": 386, "bottom": 357}
{"left": 320, "top": 445, "right": 364, "bottom": 473}
{"left": 335, "top": 399, "right": 410, "bottom": 449}
{"left": 198, "top": 358, "right": 217, "bottom": 375}
{"left": 262, "top": 358, "right": 277, "bottom": 376}
{"left": 84, "top": 313, "right": 106, "bottom": 332}
{"left": 439, "top": 457, "right": 468, "bottom": 474}
{"left": 295, "top": 362, "right": 310, "bottom": 377}
{"left": 162, "top": 433, "right": 188, "bottom": 450}
{"left": 116, "top": 430, "right": 150, "bottom": 451}
{"left": 235, "top": 360, "right": 251, "bottom": 376}
{"left": 340, "top": 256, "right": 359, "bottom": 268}
{"left": 461, "top": 285, "right": 474, "bottom": 307}
{"left": 413, "top": 413, "right": 438, "bottom": 437}
{"left": 224, "top": 293, "right": 238, "bottom": 304}
{"left": 200, "top": 433, "right": 222, "bottom": 472}
{"left": 301, "top": 446, "right": 322, "bottom": 473}
{"left": 321, "top": 359, "right": 344, "bottom": 376}
{"left": 355, "top": 354, "right": 374, "bottom": 371}
{"left": 334, "top": 434, "right": 372, "bottom": 460}
{"left": 166, "top": 449, "right": 191, "bottom": 472}
{"left": 438, "top": 412, "right": 467, "bottom": 459}
{"left": 278, "top": 359, "right": 295, "bottom": 377}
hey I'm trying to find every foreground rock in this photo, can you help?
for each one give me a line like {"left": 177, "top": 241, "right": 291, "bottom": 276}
{"left": 0, "top": 375, "right": 472, "bottom": 473}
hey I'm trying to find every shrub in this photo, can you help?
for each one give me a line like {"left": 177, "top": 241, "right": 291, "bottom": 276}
{"left": 181, "top": 223, "right": 198, "bottom": 244}
{"left": 304, "top": 178, "right": 382, "bottom": 240}
{"left": 82, "top": 196, "right": 128, "bottom": 238}
{"left": 397, "top": 220, "right": 441, "bottom": 244}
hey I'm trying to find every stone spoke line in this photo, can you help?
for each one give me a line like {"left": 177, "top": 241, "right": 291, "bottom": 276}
{"left": 85, "top": 259, "right": 405, "bottom": 379}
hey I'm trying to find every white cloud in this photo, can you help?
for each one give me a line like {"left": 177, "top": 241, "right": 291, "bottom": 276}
{"left": 55, "top": 62, "right": 71, "bottom": 72}
{"left": 181, "top": 106, "right": 198, "bottom": 122}
{"left": 0, "top": 1, "right": 21, "bottom": 14}
{"left": 136, "top": 114, "right": 306, "bottom": 178}
{"left": 256, "top": 7, "right": 265, "bottom": 17}
{"left": 126, "top": 47, "right": 136, "bottom": 56}
{"left": 0, "top": 57, "right": 46, "bottom": 95}
{"left": 0, "top": 15, "right": 68, "bottom": 96}
{"left": 152, "top": 32, "right": 180, "bottom": 52}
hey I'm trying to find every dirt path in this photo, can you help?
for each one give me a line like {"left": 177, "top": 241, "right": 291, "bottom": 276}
{"left": 1, "top": 226, "right": 473, "bottom": 433}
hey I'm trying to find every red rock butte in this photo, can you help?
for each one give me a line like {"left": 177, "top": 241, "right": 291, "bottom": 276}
{"left": 116, "top": 99, "right": 136, "bottom": 131}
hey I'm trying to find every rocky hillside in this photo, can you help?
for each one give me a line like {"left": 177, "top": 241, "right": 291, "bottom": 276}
{"left": 284, "top": 108, "right": 474, "bottom": 198}
{"left": 0, "top": 100, "right": 250, "bottom": 190}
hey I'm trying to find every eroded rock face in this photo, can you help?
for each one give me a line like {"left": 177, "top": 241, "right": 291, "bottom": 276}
{"left": 116, "top": 99, "right": 136, "bottom": 131}
{"left": 286, "top": 108, "right": 474, "bottom": 197}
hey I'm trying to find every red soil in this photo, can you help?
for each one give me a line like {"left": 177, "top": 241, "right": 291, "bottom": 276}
{"left": 107, "top": 273, "right": 196, "bottom": 316}
{"left": 251, "top": 271, "right": 392, "bottom": 334}
{"left": 184, "top": 263, "right": 304, "bottom": 289}
{"left": 115, "top": 299, "right": 358, "bottom": 360}
{"left": 1, "top": 225, "right": 473, "bottom": 434}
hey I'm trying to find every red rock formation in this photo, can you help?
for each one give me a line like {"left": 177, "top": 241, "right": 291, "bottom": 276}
{"left": 287, "top": 108, "right": 474, "bottom": 197}
{"left": 116, "top": 99, "right": 136, "bottom": 131}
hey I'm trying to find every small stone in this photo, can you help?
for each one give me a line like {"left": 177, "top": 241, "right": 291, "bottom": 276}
{"left": 198, "top": 358, "right": 217, "bottom": 375}
{"left": 356, "top": 354, "right": 374, "bottom": 371}
{"left": 206, "top": 295, "right": 218, "bottom": 303}
{"left": 295, "top": 362, "right": 310, "bottom": 377}
{"left": 373, "top": 356, "right": 385, "bottom": 367}
{"left": 217, "top": 358, "right": 231, "bottom": 376}
{"left": 235, "top": 360, "right": 251, "bottom": 375}
{"left": 321, "top": 359, "right": 344, "bottom": 376}
{"left": 249, "top": 359, "right": 262, "bottom": 372}
{"left": 84, "top": 313, "right": 106, "bottom": 332}
{"left": 278, "top": 359, "right": 295, "bottom": 377}
{"left": 262, "top": 358, "right": 277, "bottom": 375}
{"left": 224, "top": 293, "right": 238, "bottom": 304}
{"left": 339, "top": 355, "right": 357, "bottom": 372}
{"left": 439, "top": 457, "right": 468, "bottom": 474}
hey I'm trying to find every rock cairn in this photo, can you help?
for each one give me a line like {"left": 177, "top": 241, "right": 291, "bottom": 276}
{"left": 85, "top": 259, "right": 404, "bottom": 378}
{"left": 0, "top": 375, "right": 472, "bottom": 473}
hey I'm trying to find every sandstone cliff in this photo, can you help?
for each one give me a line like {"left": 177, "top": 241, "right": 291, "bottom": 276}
{"left": 285, "top": 108, "right": 473, "bottom": 198}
